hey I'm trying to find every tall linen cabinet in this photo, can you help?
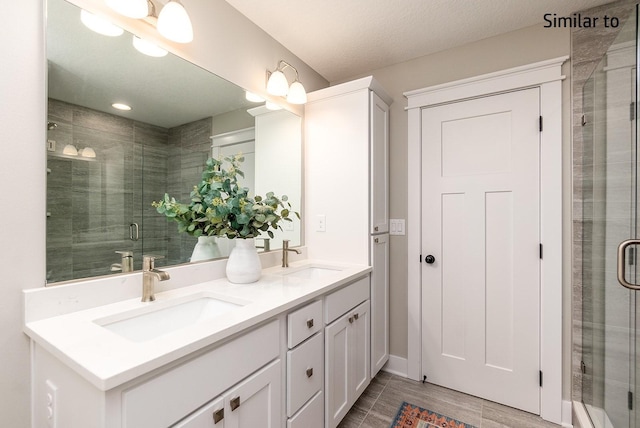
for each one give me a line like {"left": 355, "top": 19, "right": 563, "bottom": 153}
{"left": 304, "top": 77, "right": 391, "bottom": 411}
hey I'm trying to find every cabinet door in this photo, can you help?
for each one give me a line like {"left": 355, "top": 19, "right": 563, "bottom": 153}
{"left": 370, "top": 91, "right": 389, "bottom": 234}
{"left": 173, "top": 397, "right": 225, "bottom": 428}
{"left": 226, "top": 360, "right": 281, "bottom": 428}
{"left": 371, "top": 234, "right": 390, "bottom": 376}
{"left": 325, "top": 314, "right": 350, "bottom": 428}
{"left": 351, "top": 300, "right": 371, "bottom": 398}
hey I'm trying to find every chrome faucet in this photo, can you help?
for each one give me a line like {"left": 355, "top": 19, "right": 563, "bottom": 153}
{"left": 282, "top": 240, "right": 301, "bottom": 268}
{"left": 142, "top": 255, "right": 170, "bottom": 302}
{"left": 256, "top": 238, "right": 271, "bottom": 252}
{"left": 110, "top": 250, "right": 134, "bottom": 273}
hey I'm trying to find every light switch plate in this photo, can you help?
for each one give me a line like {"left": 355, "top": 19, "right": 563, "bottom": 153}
{"left": 390, "top": 219, "right": 405, "bottom": 235}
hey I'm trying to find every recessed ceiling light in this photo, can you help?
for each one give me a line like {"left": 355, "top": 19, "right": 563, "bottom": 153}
{"left": 112, "top": 103, "right": 132, "bottom": 111}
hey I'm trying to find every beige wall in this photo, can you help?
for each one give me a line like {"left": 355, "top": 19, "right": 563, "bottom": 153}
{"left": 0, "top": 1, "right": 326, "bottom": 426}
{"left": 334, "top": 23, "right": 573, "bottom": 398}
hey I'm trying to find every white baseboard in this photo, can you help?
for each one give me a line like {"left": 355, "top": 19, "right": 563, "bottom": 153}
{"left": 561, "top": 400, "right": 574, "bottom": 427}
{"left": 382, "top": 354, "right": 408, "bottom": 377}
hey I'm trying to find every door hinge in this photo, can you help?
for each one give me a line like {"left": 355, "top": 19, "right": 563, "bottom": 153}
{"left": 539, "top": 116, "right": 543, "bottom": 132}
{"left": 629, "top": 391, "right": 634, "bottom": 410}
{"left": 539, "top": 244, "right": 543, "bottom": 260}
{"left": 539, "top": 370, "right": 543, "bottom": 387}
{"left": 631, "top": 102, "right": 636, "bottom": 121}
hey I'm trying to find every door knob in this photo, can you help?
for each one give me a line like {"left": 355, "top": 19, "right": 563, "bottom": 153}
{"left": 425, "top": 255, "right": 435, "bottom": 264}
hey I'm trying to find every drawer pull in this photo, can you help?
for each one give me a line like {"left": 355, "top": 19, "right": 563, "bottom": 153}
{"left": 306, "top": 318, "right": 314, "bottom": 328}
{"left": 230, "top": 397, "right": 240, "bottom": 411}
{"left": 348, "top": 316, "right": 354, "bottom": 324}
{"left": 374, "top": 226, "right": 379, "bottom": 232}
{"left": 306, "top": 367, "right": 314, "bottom": 378}
{"left": 213, "top": 408, "right": 224, "bottom": 423}
{"left": 375, "top": 237, "right": 379, "bottom": 243}
{"left": 354, "top": 313, "right": 359, "bottom": 320}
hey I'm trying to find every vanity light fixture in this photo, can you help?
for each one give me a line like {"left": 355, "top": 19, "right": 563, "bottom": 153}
{"left": 266, "top": 60, "right": 307, "bottom": 104}
{"left": 106, "top": 0, "right": 149, "bottom": 19}
{"left": 79, "top": 147, "right": 97, "bottom": 158}
{"left": 80, "top": 9, "right": 124, "bottom": 37}
{"left": 157, "top": 0, "right": 194, "bottom": 43}
{"left": 265, "top": 101, "right": 283, "bottom": 111}
{"left": 112, "top": 103, "right": 132, "bottom": 111}
{"left": 133, "top": 35, "right": 168, "bottom": 57}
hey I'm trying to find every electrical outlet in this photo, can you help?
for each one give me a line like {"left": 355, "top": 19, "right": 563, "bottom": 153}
{"left": 390, "top": 219, "right": 406, "bottom": 236}
{"left": 316, "top": 215, "right": 326, "bottom": 232}
{"left": 46, "top": 380, "right": 57, "bottom": 428}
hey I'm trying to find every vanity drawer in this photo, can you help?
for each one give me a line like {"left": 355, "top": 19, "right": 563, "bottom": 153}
{"left": 287, "top": 391, "right": 324, "bottom": 428}
{"left": 288, "top": 300, "right": 323, "bottom": 348}
{"left": 286, "top": 331, "right": 323, "bottom": 417}
{"left": 122, "top": 320, "right": 280, "bottom": 428}
{"left": 324, "top": 276, "right": 369, "bottom": 324}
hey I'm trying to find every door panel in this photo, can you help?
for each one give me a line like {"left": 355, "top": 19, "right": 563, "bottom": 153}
{"left": 421, "top": 88, "right": 541, "bottom": 413}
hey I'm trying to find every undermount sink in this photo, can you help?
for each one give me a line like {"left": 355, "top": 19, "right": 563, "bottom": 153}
{"left": 283, "top": 266, "right": 342, "bottom": 279}
{"left": 96, "top": 295, "right": 244, "bottom": 343}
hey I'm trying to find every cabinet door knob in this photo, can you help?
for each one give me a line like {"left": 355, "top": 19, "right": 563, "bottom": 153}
{"left": 213, "top": 408, "right": 224, "bottom": 424}
{"left": 425, "top": 255, "right": 435, "bottom": 264}
{"left": 306, "top": 319, "right": 314, "bottom": 328}
{"left": 354, "top": 313, "right": 359, "bottom": 320}
{"left": 306, "top": 367, "right": 314, "bottom": 378}
{"left": 230, "top": 396, "right": 240, "bottom": 411}
{"left": 348, "top": 316, "right": 354, "bottom": 323}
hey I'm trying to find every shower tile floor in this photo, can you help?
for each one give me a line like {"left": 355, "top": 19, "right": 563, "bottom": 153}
{"left": 339, "top": 371, "right": 561, "bottom": 428}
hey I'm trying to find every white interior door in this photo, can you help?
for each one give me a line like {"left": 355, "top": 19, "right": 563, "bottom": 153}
{"left": 421, "top": 88, "right": 541, "bottom": 413}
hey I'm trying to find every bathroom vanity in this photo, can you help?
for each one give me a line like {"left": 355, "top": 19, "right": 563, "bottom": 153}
{"left": 24, "top": 259, "right": 371, "bottom": 428}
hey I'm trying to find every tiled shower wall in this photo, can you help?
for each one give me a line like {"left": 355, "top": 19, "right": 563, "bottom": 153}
{"left": 46, "top": 99, "right": 213, "bottom": 282}
{"left": 571, "top": 0, "right": 637, "bottom": 409}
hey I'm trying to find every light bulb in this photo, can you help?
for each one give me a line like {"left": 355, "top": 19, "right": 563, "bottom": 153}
{"left": 79, "top": 147, "right": 96, "bottom": 158}
{"left": 266, "top": 70, "right": 289, "bottom": 97}
{"left": 106, "top": 0, "right": 149, "bottom": 19}
{"left": 286, "top": 80, "right": 307, "bottom": 104}
{"left": 80, "top": 9, "right": 124, "bottom": 37}
{"left": 157, "top": 1, "right": 194, "bottom": 43}
{"left": 133, "top": 36, "right": 168, "bottom": 57}
{"left": 112, "top": 103, "right": 132, "bottom": 111}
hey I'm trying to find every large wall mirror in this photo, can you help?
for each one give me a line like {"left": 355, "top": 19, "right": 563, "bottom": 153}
{"left": 46, "top": 0, "right": 302, "bottom": 284}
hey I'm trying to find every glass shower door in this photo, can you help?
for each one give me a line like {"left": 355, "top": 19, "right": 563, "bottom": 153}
{"left": 582, "top": 6, "right": 638, "bottom": 428}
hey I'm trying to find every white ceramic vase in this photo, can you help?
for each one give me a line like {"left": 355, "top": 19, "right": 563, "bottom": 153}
{"left": 191, "top": 235, "right": 221, "bottom": 262}
{"left": 226, "top": 238, "right": 262, "bottom": 284}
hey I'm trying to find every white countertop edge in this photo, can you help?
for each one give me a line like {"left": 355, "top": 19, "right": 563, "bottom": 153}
{"left": 25, "top": 260, "right": 371, "bottom": 391}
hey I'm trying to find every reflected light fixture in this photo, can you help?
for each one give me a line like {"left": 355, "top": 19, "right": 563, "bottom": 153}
{"left": 106, "top": 0, "right": 149, "bottom": 19}
{"left": 265, "top": 101, "right": 283, "bottom": 111}
{"left": 62, "top": 144, "right": 78, "bottom": 156}
{"left": 79, "top": 147, "right": 97, "bottom": 158}
{"left": 157, "top": 0, "right": 194, "bottom": 43}
{"left": 80, "top": 9, "right": 124, "bottom": 37}
{"left": 133, "top": 35, "right": 168, "bottom": 57}
{"left": 266, "top": 60, "right": 307, "bottom": 104}
{"left": 112, "top": 103, "right": 132, "bottom": 111}
{"left": 245, "top": 92, "right": 265, "bottom": 103}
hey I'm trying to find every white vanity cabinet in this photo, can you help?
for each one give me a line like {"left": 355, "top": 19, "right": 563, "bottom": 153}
{"left": 286, "top": 300, "right": 324, "bottom": 428}
{"left": 305, "top": 76, "right": 391, "bottom": 380}
{"left": 324, "top": 277, "right": 371, "bottom": 428}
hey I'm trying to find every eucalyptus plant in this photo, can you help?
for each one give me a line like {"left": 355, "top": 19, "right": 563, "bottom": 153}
{"left": 152, "top": 154, "right": 299, "bottom": 239}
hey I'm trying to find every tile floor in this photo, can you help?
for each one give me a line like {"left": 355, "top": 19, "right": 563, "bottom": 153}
{"left": 338, "top": 372, "right": 562, "bottom": 428}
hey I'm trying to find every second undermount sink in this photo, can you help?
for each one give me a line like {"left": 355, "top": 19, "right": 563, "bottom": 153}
{"left": 95, "top": 295, "right": 244, "bottom": 343}
{"left": 283, "top": 266, "right": 342, "bottom": 279}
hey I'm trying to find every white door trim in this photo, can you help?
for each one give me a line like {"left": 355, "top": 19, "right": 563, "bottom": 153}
{"left": 404, "top": 56, "right": 568, "bottom": 424}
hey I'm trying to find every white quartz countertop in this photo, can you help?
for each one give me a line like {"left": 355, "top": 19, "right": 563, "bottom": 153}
{"left": 24, "top": 259, "right": 371, "bottom": 391}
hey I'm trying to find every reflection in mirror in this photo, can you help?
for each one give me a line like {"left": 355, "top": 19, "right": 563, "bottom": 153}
{"left": 46, "top": 0, "right": 302, "bottom": 284}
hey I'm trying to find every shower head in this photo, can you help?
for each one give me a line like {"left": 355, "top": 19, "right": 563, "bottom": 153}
{"left": 47, "top": 121, "right": 57, "bottom": 130}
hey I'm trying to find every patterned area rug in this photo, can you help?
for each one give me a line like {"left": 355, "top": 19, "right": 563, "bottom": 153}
{"left": 390, "top": 402, "right": 477, "bottom": 428}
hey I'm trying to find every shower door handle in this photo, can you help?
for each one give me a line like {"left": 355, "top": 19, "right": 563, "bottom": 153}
{"left": 617, "top": 239, "right": 640, "bottom": 290}
{"left": 129, "top": 223, "right": 139, "bottom": 241}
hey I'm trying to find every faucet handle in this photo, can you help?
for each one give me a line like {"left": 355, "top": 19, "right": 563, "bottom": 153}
{"left": 115, "top": 250, "right": 133, "bottom": 258}
{"left": 143, "top": 254, "right": 164, "bottom": 270}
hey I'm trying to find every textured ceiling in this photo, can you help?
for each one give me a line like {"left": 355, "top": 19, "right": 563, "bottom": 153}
{"left": 224, "top": 0, "right": 614, "bottom": 82}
